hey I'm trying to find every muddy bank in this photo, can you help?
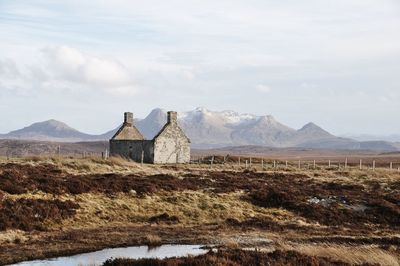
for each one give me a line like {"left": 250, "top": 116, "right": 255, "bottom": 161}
{"left": 0, "top": 225, "right": 218, "bottom": 265}
{"left": 102, "top": 249, "right": 353, "bottom": 266}
{"left": 2, "top": 223, "right": 397, "bottom": 266}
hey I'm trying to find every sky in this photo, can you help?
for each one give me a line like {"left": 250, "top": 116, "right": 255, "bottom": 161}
{"left": 0, "top": 0, "right": 399, "bottom": 136}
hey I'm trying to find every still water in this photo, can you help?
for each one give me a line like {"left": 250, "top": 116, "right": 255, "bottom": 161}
{"left": 10, "top": 245, "right": 207, "bottom": 266}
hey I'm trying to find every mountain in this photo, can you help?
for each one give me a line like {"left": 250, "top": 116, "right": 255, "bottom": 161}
{"left": 179, "top": 108, "right": 245, "bottom": 147}
{"left": 296, "top": 122, "right": 333, "bottom": 139}
{"left": 136, "top": 108, "right": 168, "bottom": 139}
{"left": 230, "top": 115, "right": 295, "bottom": 147}
{"left": 0, "top": 108, "right": 399, "bottom": 151}
{"left": 1, "top": 120, "right": 100, "bottom": 142}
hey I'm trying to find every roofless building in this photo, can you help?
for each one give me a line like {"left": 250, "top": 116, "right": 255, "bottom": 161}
{"left": 109, "top": 111, "right": 191, "bottom": 164}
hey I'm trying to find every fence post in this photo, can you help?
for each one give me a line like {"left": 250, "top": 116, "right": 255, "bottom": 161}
{"left": 372, "top": 160, "right": 376, "bottom": 171}
{"left": 359, "top": 159, "right": 362, "bottom": 170}
{"left": 245, "top": 160, "right": 248, "bottom": 169}
{"left": 345, "top": 158, "right": 348, "bottom": 169}
{"left": 273, "top": 160, "right": 276, "bottom": 169}
{"left": 210, "top": 156, "right": 214, "bottom": 168}
{"left": 238, "top": 156, "right": 241, "bottom": 167}
{"left": 141, "top": 150, "right": 144, "bottom": 166}
{"left": 298, "top": 160, "right": 301, "bottom": 169}
{"left": 328, "top": 160, "right": 331, "bottom": 168}
{"left": 285, "top": 161, "right": 288, "bottom": 168}
{"left": 249, "top": 157, "right": 252, "bottom": 167}
{"left": 390, "top": 162, "right": 393, "bottom": 170}
{"left": 313, "top": 160, "right": 316, "bottom": 169}
{"left": 261, "top": 159, "right": 264, "bottom": 170}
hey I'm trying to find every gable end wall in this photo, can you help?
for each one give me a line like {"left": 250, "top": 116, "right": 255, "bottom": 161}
{"left": 153, "top": 124, "right": 190, "bottom": 164}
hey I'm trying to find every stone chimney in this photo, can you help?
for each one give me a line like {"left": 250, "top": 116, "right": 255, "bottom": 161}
{"left": 167, "top": 111, "right": 177, "bottom": 124}
{"left": 124, "top": 112, "right": 133, "bottom": 126}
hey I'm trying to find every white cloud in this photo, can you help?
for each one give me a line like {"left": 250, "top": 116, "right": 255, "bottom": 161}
{"left": 0, "top": 58, "right": 20, "bottom": 78}
{"left": 0, "top": 45, "right": 138, "bottom": 96}
{"left": 42, "top": 46, "right": 135, "bottom": 93}
{"left": 256, "top": 84, "right": 271, "bottom": 93}
{"left": 0, "top": 58, "right": 35, "bottom": 96}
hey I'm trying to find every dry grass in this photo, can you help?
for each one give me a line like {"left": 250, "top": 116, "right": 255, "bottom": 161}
{"left": 64, "top": 191, "right": 296, "bottom": 229}
{"left": 144, "top": 234, "right": 162, "bottom": 246}
{"left": 0, "top": 156, "right": 198, "bottom": 177}
{"left": 2, "top": 155, "right": 400, "bottom": 181}
{"left": 4, "top": 190, "right": 297, "bottom": 230}
{"left": 281, "top": 243, "right": 399, "bottom": 266}
{"left": 0, "top": 156, "right": 143, "bottom": 175}
{"left": 0, "top": 230, "right": 29, "bottom": 245}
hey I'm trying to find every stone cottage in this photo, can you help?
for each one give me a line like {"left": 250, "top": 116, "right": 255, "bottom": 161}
{"left": 109, "top": 111, "right": 191, "bottom": 164}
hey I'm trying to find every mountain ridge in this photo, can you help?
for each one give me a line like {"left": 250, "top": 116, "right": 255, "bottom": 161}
{"left": 0, "top": 108, "right": 398, "bottom": 151}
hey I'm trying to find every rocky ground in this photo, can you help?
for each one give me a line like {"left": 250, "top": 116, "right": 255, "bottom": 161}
{"left": 0, "top": 157, "right": 399, "bottom": 265}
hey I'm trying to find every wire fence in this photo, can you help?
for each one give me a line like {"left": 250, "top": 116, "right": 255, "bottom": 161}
{"left": 189, "top": 155, "right": 400, "bottom": 172}
{"left": 2, "top": 149, "right": 400, "bottom": 172}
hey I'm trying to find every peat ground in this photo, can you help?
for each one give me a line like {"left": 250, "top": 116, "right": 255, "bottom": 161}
{"left": 0, "top": 159, "right": 399, "bottom": 265}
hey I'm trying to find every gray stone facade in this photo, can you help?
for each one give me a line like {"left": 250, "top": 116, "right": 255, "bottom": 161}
{"left": 109, "top": 111, "right": 190, "bottom": 164}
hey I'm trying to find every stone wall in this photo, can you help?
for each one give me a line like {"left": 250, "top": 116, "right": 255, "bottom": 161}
{"left": 109, "top": 140, "right": 154, "bottom": 163}
{"left": 153, "top": 111, "right": 190, "bottom": 164}
{"left": 153, "top": 134, "right": 190, "bottom": 163}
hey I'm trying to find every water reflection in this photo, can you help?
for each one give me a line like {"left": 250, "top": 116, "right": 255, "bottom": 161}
{"left": 9, "top": 245, "right": 207, "bottom": 266}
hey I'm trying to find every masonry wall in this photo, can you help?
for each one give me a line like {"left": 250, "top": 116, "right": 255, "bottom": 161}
{"left": 153, "top": 125, "right": 190, "bottom": 164}
{"left": 109, "top": 140, "right": 154, "bottom": 163}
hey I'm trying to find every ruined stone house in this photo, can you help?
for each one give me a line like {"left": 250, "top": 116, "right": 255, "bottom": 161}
{"left": 109, "top": 111, "right": 191, "bottom": 164}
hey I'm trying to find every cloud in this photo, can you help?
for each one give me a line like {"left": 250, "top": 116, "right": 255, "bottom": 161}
{"left": 0, "top": 44, "right": 200, "bottom": 98}
{"left": 0, "top": 58, "right": 20, "bottom": 78}
{"left": 0, "top": 58, "right": 35, "bottom": 96}
{"left": 256, "top": 84, "right": 271, "bottom": 93}
{"left": 0, "top": 45, "right": 138, "bottom": 96}
{"left": 41, "top": 46, "right": 135, "bottom": 94}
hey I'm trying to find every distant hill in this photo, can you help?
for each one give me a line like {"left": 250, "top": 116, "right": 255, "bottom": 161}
{"left": 1, "top": 120, "right": 101, "bottom": 142}
{"left": 0, "top": 108, "right": 399, "bottom": 151}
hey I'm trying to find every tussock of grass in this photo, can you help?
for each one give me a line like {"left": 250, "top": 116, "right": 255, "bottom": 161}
{"left": 0, "top": 230, "right": 29, "bottom": 244}
{"left": 144, "top": 234, "right": 162, "bottom": 246}
{"left": 0, "top": 156, "right": 197, "bottom": 177}
{"left": 39, "top": 191, "right": 295, "bottom": 229}
{"left": 0, "top": 155, "right": 144, "bottom": 174}
{"left": 282, "top": 243, "right": 399, "bottom": 266}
